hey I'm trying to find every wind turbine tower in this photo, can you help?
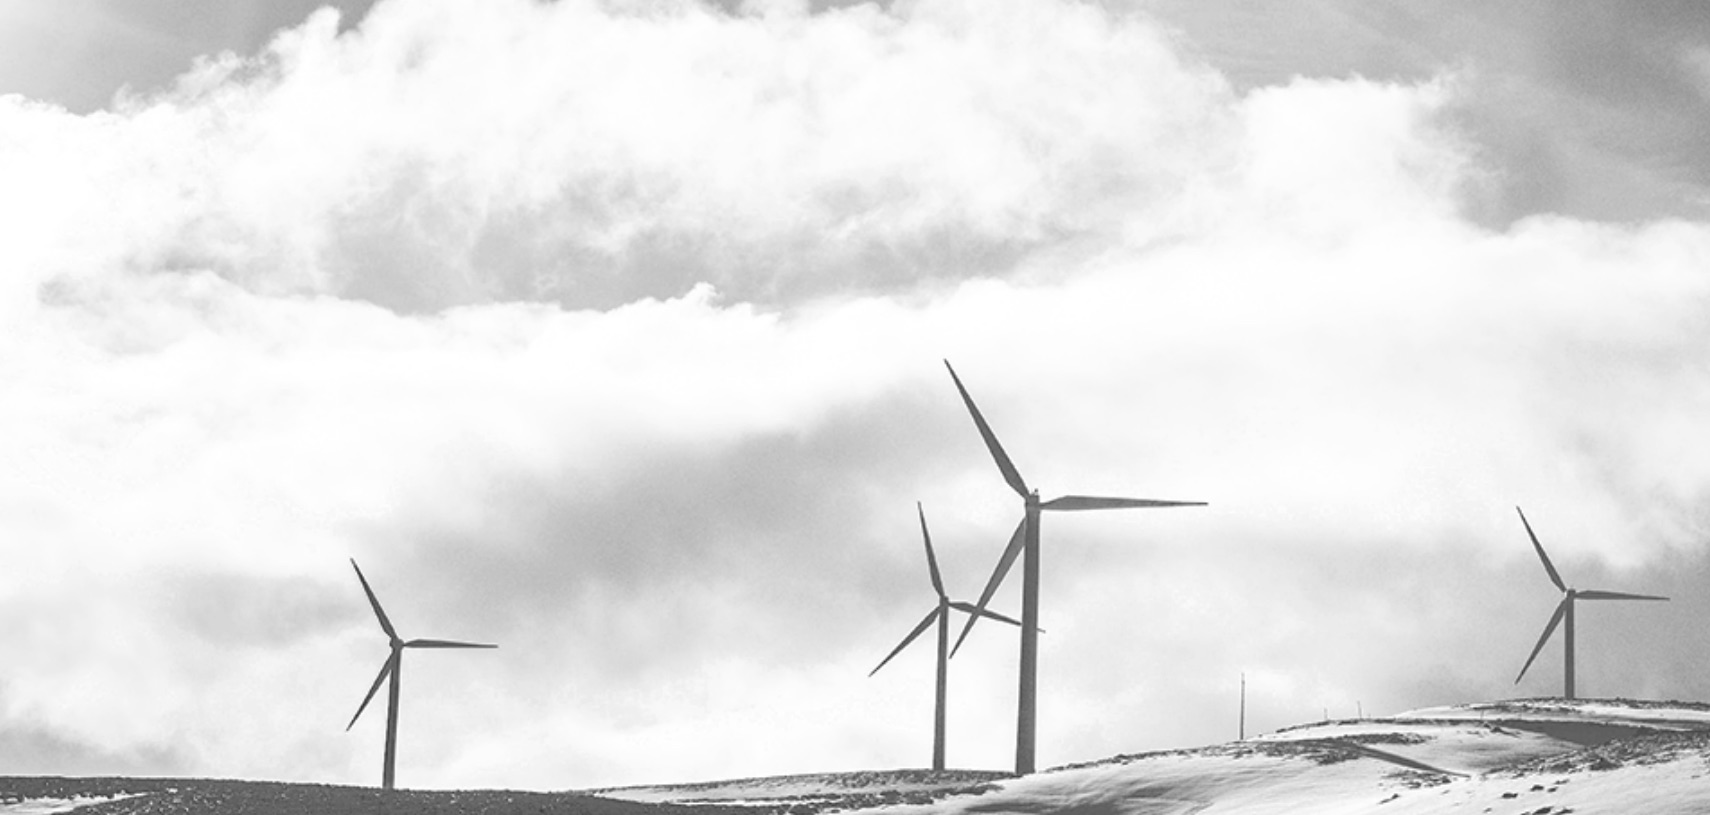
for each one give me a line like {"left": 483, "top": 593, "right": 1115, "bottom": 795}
{"left": 870, "top": 503, "right": 1025, "bottom": 770}
{"left": 943, "top": 360, "right": 1205, "bottom": 774}
{"left": 1513, "top": 507, "right": 1667, "bottom": 700}
{"left": 347, "top": 559, "right": 497, "bottom": 790}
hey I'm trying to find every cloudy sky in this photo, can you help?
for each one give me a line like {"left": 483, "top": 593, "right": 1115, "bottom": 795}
{"left": 2, "top": 0, "right": 1710, "bottom": 792}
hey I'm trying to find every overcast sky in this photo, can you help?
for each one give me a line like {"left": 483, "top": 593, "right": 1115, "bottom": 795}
{"left": 2, "top": 0, "right": 1709, "bottom": 793}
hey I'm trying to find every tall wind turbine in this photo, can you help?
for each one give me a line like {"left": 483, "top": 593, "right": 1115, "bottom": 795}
{"left": 943, "top": 360, "right": 1205, "bottom": 774}
{"left": 1513, "top": 507, "right": 1667, "bottom": 700}
{"left": 870, "top": 503, "right": 1027, "bottom": 770}
{"left": 347, "top": 559, "right": 496, "bottom": 790}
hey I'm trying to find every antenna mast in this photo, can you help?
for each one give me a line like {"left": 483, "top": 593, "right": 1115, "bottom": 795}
{"left": 1238, "top": 672, "right": 1245, "bottom": 741}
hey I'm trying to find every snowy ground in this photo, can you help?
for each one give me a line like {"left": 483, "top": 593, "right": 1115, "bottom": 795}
{"left": 590, "top": 769, "right": 1012, "bottom": 810}
{"left": 6, "top": 698, "right": 1710, "bottom": 813}
{"left": 850, "top": 698, "right": 1710, "bottom": 814}
{"left": 594, "top": 698, "right": 1710, "bottom": 814}
{"left": 0, "top": 795, "right": 143, "bottom": 815}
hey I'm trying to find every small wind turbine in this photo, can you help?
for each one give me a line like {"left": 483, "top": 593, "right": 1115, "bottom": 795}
{"left": 347, "top": 559, "right": 496, "bottom": 790}
{"left": 1513, "top": 507, "right": 1667, "bottom": 700}
{"left": 870, "top": 503, "right": 1026, "bottom": 771}
{"left": 943, "top": 360, "right": 1205, "bottom": 774}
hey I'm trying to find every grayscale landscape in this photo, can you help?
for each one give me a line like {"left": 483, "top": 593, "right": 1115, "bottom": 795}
{"left": 3, "top": 0, "right": 1709, "bottom": 812}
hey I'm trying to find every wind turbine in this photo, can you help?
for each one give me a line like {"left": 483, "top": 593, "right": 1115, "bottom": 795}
{"left": 1513, "top": 507, "right": 1667, "bottom": 700}
{"left": 347, "top": 558, "right": 496, "bottom": 790}
{"left": 870, "top": 503, "right": 1027, "bottom": 770}
{"left": 943, "top": 360, "right": 1205, "bottom": 774}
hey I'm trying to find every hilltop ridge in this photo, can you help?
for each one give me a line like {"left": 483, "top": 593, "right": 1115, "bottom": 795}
{"left": 7, "top": 698, "right": 1710, "bottom": 814}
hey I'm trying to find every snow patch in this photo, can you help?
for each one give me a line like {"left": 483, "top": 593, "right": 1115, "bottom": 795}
{"left": 0, "top": 794, "right": 145, "bottom": 814}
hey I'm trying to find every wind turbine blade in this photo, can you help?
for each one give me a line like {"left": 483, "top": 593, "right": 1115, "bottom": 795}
{"left": 949, "top": 601, "right": 1032, "bottom": 631}
{"left": 1042, "top": 496, "right": 1208, "bottom": 511}
{"left": 1576, "top": 590, "right": 1668, "bottom": 602}
{"left": 347, "top": 654, "right": 396, "bottom": 731}
{"left": 1514, "top": 597, "right": 1568, "bottom": 684}
{"left": 1515, "top": 507, "right": 1566, "bottom": 593}
{"left": 869, "top": 608, "right": 939, "bottom": 677}
{"left": 350, "top": 559, "right": 398, "bottom": 641}
{"left": 944, "top": 360, "right": 1029, "bottom": 498}
{"left": 405, "top": 639, "right": 498, "bottom": 649}
{"left": 919, "top": 502, "right": 945, "bottom": 600}
{"left": 950, "top": 518, "right": 1027, "bottom": 657}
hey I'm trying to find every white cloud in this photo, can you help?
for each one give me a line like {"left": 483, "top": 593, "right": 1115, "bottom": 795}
{"left": 2, "top": 0, "right": 1239, "bottom": 314}
{"left": 1685, "top": 45, "right": 1710, "bottom": 102}
{"left": 2, "top": 0, "right": 1708, "bottom": 792}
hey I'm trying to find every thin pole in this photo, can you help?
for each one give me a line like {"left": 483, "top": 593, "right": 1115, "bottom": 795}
{"left": 384, "top": 650, "right": 401, "bottom": 790}
{"left": 1238, "top": 673, "right": 1245, "bottom": 741}
{"left": 1016, "top": 496, "right": 1042, "bottom": 775}
{"left": 1564, "top": 592, "right": 1576, "bottom": 700}
{"left": 933, "top": 604, "right": 948, "bottom": 771}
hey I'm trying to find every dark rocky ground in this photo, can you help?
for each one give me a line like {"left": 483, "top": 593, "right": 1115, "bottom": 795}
{"left": 0, "top": 770, "right": 1009, "bottom": 815}
{"left": 589, "top": 769, "right": 1010, "bottom": 812}
{"left": 0, "top": 777, "right": 727, "bottom": 815}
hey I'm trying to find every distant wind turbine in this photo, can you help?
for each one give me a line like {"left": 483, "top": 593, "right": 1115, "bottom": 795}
{"left": 347, "top": 559, "right": 496, "bottom": 790}
{"left": 1513, "top": 507, "right": 1667, "bottom": 700}
{"left": 943, "top": 360, "right": 1205, "bottom": 774}
{"left": 870, "top": 503, "right": 1027, "bottom": 771}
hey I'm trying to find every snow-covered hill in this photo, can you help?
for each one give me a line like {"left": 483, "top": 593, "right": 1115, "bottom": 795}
{"left": 594, "top": 698, "right": 1710, "bottom": 814}
{"left": 6, "top": 698, "right": 1710, "bottom": 814}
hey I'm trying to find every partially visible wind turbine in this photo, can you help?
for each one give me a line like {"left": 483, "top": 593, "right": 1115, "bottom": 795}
{"left": 943, "top": 360, "right": 1205, "bottom": 774}
{"left": 870, "top": 503, "right": 1026, "bottom": 771}
{"left": 347, "top": 559, "right": 496, "bottom": 790}
{"left": 1513, "top": 507, "right": 1667, "bottom": 700}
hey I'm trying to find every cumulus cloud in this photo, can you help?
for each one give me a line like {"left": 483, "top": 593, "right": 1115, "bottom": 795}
{"left": 1143, "top": 0, "right": 1710, "bottom": 225}
{"left": 1, "top": 0, "right": 1708, "bottom": 791}
{"left": 2, "top": 0, "right": 1234, "bottom": 315}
